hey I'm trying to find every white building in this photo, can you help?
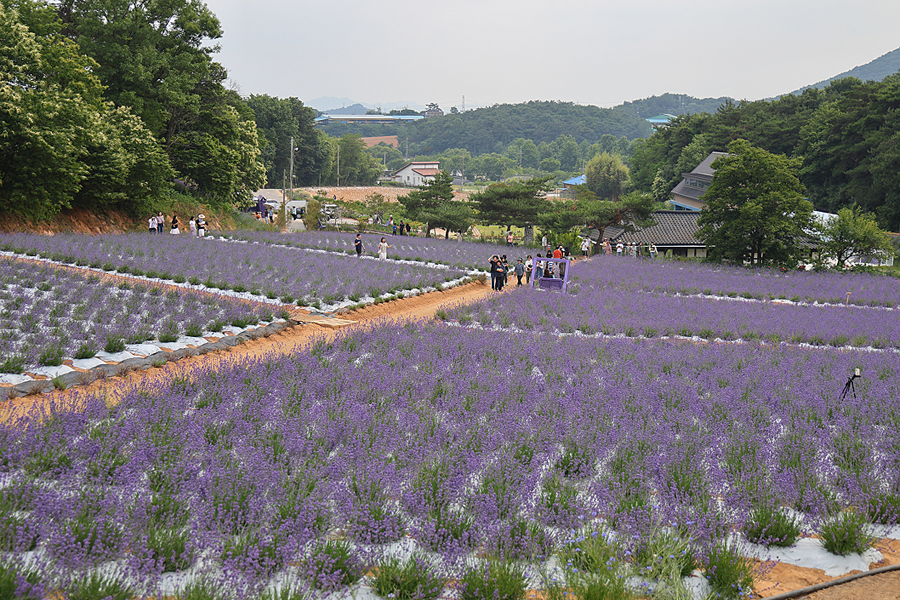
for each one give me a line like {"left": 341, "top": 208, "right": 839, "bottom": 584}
{"left": 392, "top": 161, "right": 441, "bottom": 187}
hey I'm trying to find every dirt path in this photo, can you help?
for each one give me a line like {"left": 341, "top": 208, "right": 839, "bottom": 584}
{"left": 0, "top": 280, "right": 500, "bottom": 422}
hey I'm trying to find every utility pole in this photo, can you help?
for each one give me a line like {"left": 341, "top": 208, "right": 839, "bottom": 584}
{"left": 289, "top": 136, "right": 294, "bottom": 204}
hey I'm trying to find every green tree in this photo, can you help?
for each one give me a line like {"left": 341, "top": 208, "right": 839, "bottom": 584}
{"left": 538, "top": 188, "right": 656, "bottom": 240}
{"left": 248, "top": 95, "right": 328, "bottom": 188}
{"left": 0, "top": 2, "right": 171, "bottom": 219}
{"left": 470, "top": 176, "right": 553, "bottom": 227}
{"left": 397, "top": 170, "right": 455, "bottom": 237}
{"left": 585, "top": 152, "right": 629, "bottom": 200}
{"left": 168, "top": 88, "right": 265, "bottom": 206}
{"left": 419, "top": 200, "right": 475, "bottom": 238}
{"left": 697, "top": 139, "right": 813, "bottom": 265}
{"left": 557, "top": 135, "right": 580, "bottom": 171}
{"left": 333, "top": 134, "right": 381, "bottom": 186}
{"left": 57, "top": 0, "right": 224, "bottom": 141}
{"left": 818, "top": 205, "right": 895, "bottom": 267}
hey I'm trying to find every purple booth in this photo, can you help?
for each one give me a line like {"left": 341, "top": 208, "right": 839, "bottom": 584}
{"left": 529, "top": 257, "right": 572, "bottom": 292}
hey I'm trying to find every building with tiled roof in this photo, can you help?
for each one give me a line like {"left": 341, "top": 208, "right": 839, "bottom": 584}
{"left": 670, "top": 151, "right": 729, "bottom": 211}
{"left": 392, "top": 161, "right": 441, "bottom": 187}
{"left": 600, "top": 211, "right": 707, "bottom": 258}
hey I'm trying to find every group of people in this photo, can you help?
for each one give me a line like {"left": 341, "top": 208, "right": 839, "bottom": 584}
{"left": 389, "top": 216, "right": 412, "bottom": 236}
{"left": 602, "top": 239, "right": 658, "bottom": 259}
{"left": 148, "top": 212, "right": 206, "bottom": 237}
{"left": 354, "top": 233, "right": 395, "bottom": 260}
{"left": 490, "top": 246, "right": 575, "bottom": 291}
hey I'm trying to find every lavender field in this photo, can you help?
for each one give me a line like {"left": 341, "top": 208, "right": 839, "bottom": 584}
{"left": 0, "top": 233, "right": 469, "bottom": 307}
{"left": 0, "top": 259, "right": 274, "bottom": 375}
{"left": 449, "top": 276, "right": 900, "bottom": 349}
{"left": 571, "top": 255, "right": 900, "bottom": 308}
{"left": 220, "top": 230, "right": 517, "bottom": 270}
{"left": 2, "top": 247, "right": 899, "bottom": 599}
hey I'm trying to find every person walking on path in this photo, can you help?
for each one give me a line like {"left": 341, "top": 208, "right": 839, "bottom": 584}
{"left": 494, "top": 258, "right": 506, "bottom": 291}
{"left": 354, "top": 233, "right": 364, "bottom": 257}
{"left": 378, "top": 237, "right": 392, "bottom": 260}
{"left": 541, "top": 234, "right": 549, "bottom": 253}
{"left": 156, "top": 212, "right": 165, "bottom": 234}
{"left": 580, "top": 237, "right": 590, "bottom": 257}
{"left": 507, "top": 230, "right": 514, "bottom": 247}
{"left": 603, "top": 238, "right": 612, "bottom": 255}
{"left": 525, "top": 255, "right": 533, "bottom": 284}
{"left": 514, "top": 259, "right": 525, "bottom": 286}
{"left": 489, "top": 255, "right": 499, "bottom": 290}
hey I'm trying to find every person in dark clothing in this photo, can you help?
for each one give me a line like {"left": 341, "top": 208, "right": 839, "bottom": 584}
{"left": 514, "top": 259, "right": 525, "bottom": 286}
{"left": 489, "top": 255, "right": 499, "bottom": 290}
{"left": 354, "top": 234, "right": 363, "bottom": 257}
{"left": 494, "top": 258, "right": 505, "bottom": 291}
{"left": 405, "top": 222, "right": 411, "bottom": 235}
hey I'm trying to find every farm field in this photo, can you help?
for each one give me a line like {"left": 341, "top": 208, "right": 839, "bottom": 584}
{"left": 0, "top": 258, "right": 277, "bottom": 379}
{"left": 220, "top": 230, "right": 518, "bottom": 271}
{"left": 0, "top": 233, "right": 470, "bottom": 309}
{"left": 1, "top": 240, "right": 899, "bottom": 600}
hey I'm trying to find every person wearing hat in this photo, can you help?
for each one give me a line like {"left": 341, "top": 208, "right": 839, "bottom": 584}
{"left": 197, "top": 214, "right": 206, "bottom": 237}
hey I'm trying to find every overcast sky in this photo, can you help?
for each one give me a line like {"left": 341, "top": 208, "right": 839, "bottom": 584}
{"left": 205, "top": 0, "right": 900, "bottom": 110}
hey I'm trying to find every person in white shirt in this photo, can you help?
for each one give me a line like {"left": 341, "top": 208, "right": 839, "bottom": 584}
{"left": 580, "top": 237, "right": 590, "bottom": 257}
{"left": 148, "top": 215, "right": 156, "bottom": 234}
{"left": 616, "top": 241, "right": 624, "bottom": 256}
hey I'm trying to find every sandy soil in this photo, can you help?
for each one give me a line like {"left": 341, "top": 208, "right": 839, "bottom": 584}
{"left": 298, "top": 186, "right": 471, "bottom": 203}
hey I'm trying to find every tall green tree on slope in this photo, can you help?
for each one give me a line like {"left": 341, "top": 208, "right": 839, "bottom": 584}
{"left": 697, "top": 139, "right": 812, "bottom": 265}
{"left": 0, "top": 2, "right": 171, "bottom": 219}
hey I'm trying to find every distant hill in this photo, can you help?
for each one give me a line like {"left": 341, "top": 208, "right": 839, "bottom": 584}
{"left": 791, "top": 46, "right": 900, "bottom": 94}
{"left": 612, "top": 93, "right": 733, "bottom": 117}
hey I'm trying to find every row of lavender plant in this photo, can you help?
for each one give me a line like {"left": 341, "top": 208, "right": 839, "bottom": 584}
{"left": 0, "top": 233, "right": 467, "bottom": 307}
{"left": 447, "top": 281, "right": 900, "bottom": 349}
{"left": 2, "top": 323, "right": 896, "bottom": 597}
{"left": 220, "top": 229, "right": 519, "bottom": 270}
{"left": 571, "top": 255, "right": 900, "bottom": 308}
{"left": 0, "top": 258, "right": 275, "bottom": 374}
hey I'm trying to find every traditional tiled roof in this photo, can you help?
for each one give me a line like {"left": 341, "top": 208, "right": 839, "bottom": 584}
{"left": 601, "top": 211, "right": 704, "bottom": 247}
{"left": 597, "top": 210, "right": 821, "bottom": 250}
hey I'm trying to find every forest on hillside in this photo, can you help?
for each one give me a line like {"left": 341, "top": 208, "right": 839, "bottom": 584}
{"left": 630, "top": 73, "right": 900, "bottom": 229}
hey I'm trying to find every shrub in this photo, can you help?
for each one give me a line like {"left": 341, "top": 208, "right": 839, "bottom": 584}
{"left": 703, "top": 539, "right": 754, "bottom": 599}
{"left": 820, "top": 509, "right": 873, "bottom": 556}
{"left": 458, "top": 560, "right": 526, "bottom": 600}
{"left": 74, "top": 344, "right": 97, "bottom": 359}
{"left": 632, "top": 530, "right": 696, "bottom": 580}
{"left": 0, "top": 563, "right": 42, "bottom": 600}
{"left": 104, "top": 337, "right": 126, "bottom": 353}
{"left": 38, "top": 345, "right": 64, "bottom": 366}
{"left": 305, "top": 540, "right": 363, "bottom": 590}
{"left": 147, "top": 528, "right": 192, "bottom": 572}
{"left": 744, "top": 505, "right": 801, "bottom": 547}
{"left": 369, "top": 554, "right": 445, "bottom": 600}
{"left": 66, "top": 573, "right": 132, "bottom": 600}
